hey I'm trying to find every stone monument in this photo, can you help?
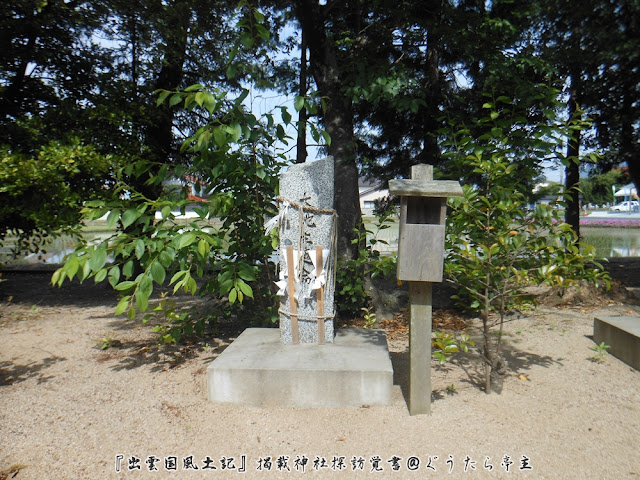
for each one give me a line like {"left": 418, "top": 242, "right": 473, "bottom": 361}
{"left": 206, "top": 156, "right": 393, "bottom": 408}
{"left": 275, "top": 156, "right": 336, "bottom": 344}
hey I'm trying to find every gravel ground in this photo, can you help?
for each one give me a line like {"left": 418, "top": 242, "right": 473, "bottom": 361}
{"left": 1, "top": 271, "right": 639, "bottom": 479}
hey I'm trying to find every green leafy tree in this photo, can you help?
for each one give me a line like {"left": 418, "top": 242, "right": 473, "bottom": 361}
{"left": 0, "top": 0, "right": 110, "bottom": 148}
{"left": 290, "top": 1, "right": 552, "bottom": 258}
{"left": 53, "top": 84, "right": 289, "bottom": 341}
{"left": 1, "top": 0, "right": 251, "bottom": 257}
{"left": 581, "top": 169, "right": 629, "bottom": 207}
{"left": 444, "top": 103, "right": 609, "bottom": 394}
{"left": 0, "top": 140, "right": 116, "bottom": 255}
{"left": 335, "top": 209, "right": 397, "bottom": 318}
{"left": 49, "top": 4, "right": 341, "bottom": 339}
{"left": 537, "top": 0, "right": 640, "bottom": 229}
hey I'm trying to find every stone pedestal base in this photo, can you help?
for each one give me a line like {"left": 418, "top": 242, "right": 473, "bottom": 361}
{"left": 594, "top": 316, "right": 640, "bottom": 370}
{"left": 207, "top": 328, "right": 393, "bottom": 408}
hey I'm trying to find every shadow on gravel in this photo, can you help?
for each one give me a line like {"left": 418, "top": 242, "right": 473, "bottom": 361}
{"left": 448, "top": 346, "right": 562, "bottom": 393}
{"left": 0, "top": 271, "right": 117, "bottom": 307}
{"left": 96, "top": 336, "right": 237, "bottom": 374}
{"left": 390, "top": 338, "right": 563, "bottom": 403}
{"left": 0, "top": 355, "right": 66, "bottom": 386}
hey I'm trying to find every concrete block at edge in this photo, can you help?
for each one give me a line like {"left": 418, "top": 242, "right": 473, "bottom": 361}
{"left": 594, "top": 316, "right": 640, "bottom": 370}
{"left": 207, "top": 328, "right": 393, "bottom": 408}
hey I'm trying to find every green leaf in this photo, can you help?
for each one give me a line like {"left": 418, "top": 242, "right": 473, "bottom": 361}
{"left": 114, "top": 281, "right": 136, "bottom": 291}
{"left": 187, "top": 277, "right": 197, "bottom": 295}
{"left": 281, "top": 107, "right": 292, "bottom": 125}
{"left": 219, "top": 277, "right": 233, "bottom": 295}
{"left": 121, "top": 209, "right": 139, "bottom": 229}
{"left": 198, "top": 239, "right": 208, "bottom": 257}
{"left": 321, "top": 130, "right": 332, "bottom": 146}
{"left": 94, "top": 268, "right": 108, "bottom": 283}
{"left": 135, "top": 290, "right": 149, "bottom": 312}
{"left": 256, "top": 24, "right": 270, "bottom": 40}
{"left": 66, "top": 256, "right": 79, "bottom": 279}
{"left": 226, "top": 63, "right": 238, "bottom": 79}
{"left": 253, "top": 9, "right": 264, "bottom": 22}
{"left": 115, "top": 296, "right": 130, "bottom": 316}
{"left": 123, "top": 260, "right": 134, "bottom": 279}
{"left": 134, "top": 239, "right": 145, "bottom": 260}
{"left": 237, "top": 263, "right": 256, "bottom": 282}
{"left": 160, "top": 205, "right": 171, "bottom": 219}
{"left": 159, "top": 251, "right": 173, "bottom": 268}
{"left": 139, "top": 275, "right": 153, "bottom": 297}
{"left": 195, "top": 91, "right": 205, "bottom": 107}
{"left": 202, "top": 91, "right": 217, "bottom": 114}
{"left": 213, "top": 126, "right": 227, "bottom": 147}
{"left": 156, "top": 90, "right": 171, "bottom": 106}
{"left": 108, "top": 266, "right": 120, "bottom": 287}
{"left": 184, "top": 83, "right": 204, "bottom": 92}
{"left": 169, "top": 94, "right": 182, "bottom": 107}
{"left": 178, "top": 232, "right": 197, "bottom": 249}
{"left": 309, "top": 123, "right": 320, "bottom": 142}
{"left": 88, "top": 247, "right": 108, "bottom": 273}
{"left": 170, "top": 270, "right": 187, "bottom": 285}
{"left": 237, "top": 279, "right": 254, "bottom": 298}
{"left": 227, "top": 123, "right": 242, "bottom": 142}
{"left": 106, "top": 210, "right": 120, "bottom": 228}
{"left": 150, "top": 262, "right": 166, "bottom": 284}
{"left": 294, "top": 96, "right": 305, "bottom": 112}
{"left": 228, "top": 288, "right": 237, "bottom": 304}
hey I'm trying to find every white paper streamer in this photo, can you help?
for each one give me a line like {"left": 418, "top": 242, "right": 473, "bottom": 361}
{"left": 307, "top": 248, "right": 330, "bottom": 290}
{"left": 274, "top": 246, "right": 301, "bottom": 300}
{"left": 274, "top": 268, "right": 287, "bottom": 296}
{"left": 264, "top": 215, "right": 279, "bottom": 235}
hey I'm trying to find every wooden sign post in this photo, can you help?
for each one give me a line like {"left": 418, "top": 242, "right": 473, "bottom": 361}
{"left": 389, "top": 165, "right": 462, "bottom": 415}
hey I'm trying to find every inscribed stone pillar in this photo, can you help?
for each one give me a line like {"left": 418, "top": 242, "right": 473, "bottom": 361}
{"left": 278, "top": 157, "right": 336, "bottom": 344}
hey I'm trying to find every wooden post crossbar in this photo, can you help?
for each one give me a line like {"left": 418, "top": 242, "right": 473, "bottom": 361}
{"left": 389, "top": 163, "right": 462, "bottom": 415}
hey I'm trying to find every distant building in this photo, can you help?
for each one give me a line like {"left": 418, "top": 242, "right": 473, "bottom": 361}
{"left": 358, "top": 177, "right": 388, "bottom": 214}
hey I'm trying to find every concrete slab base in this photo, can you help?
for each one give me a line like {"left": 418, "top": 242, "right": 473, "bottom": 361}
{"left": 594, "top": 316, "right": 640, "bottom": 370}
{"left": 207, "top": 328, "right": 393, "bottom": 408}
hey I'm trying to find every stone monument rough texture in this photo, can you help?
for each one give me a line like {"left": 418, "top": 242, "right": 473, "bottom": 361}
{"left": 278, "top": 157, "right": 336, "bottom": 343}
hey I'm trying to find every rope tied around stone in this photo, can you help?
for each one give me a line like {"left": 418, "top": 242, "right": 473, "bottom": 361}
{"left": 275, "top": 196, "right": 337, "bottom": 217}
{"left": 277, "top": 308, "right": 336, "bottom": 322}
{"left": 275, "top": 195, "right": 339, "bottom": 331}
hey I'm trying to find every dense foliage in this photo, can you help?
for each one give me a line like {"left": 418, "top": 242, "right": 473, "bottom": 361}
{"left": 0, "top": 141, "right": 117, "bottom": 255}
{"left": 53, "top": 85, "right": 289, "bottom": 340}
{"left": 581, "top": 169, "right": 630, "bottom": 207}
{"left": 444, "top": 103, "right": 609, "bottom": 393}
{"left": 1, "top": 1, "right": 634, "bottom": 354}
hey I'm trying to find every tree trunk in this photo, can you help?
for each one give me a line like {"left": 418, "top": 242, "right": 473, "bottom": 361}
{"left": 565, "top": 74, "right": 581, "bottom": 239}
{"left": 417, "top": 1, "right": 444, "bottom": 168}
{"left": 129, "top": 8, "right": 139, "bottom": 103}
{"left": 296, "top": 24, "right": 308, "bottom": 164}
{"left": 0, "top": 2, "right": 55, "bottom": 120}
{"left": 618, "top": 79, "right": 640, "bottom": 200}
{"left": 296, "top": 0, "right": 361, "bottom": 261}
{"left": 482, "top": 315, "right": 493, "bottom": 394}
{"left": 140, "top": 0, "right": 190, "bottom": 199}
{"left": 482, "top": 280, "right": 506, "bottom": 394}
